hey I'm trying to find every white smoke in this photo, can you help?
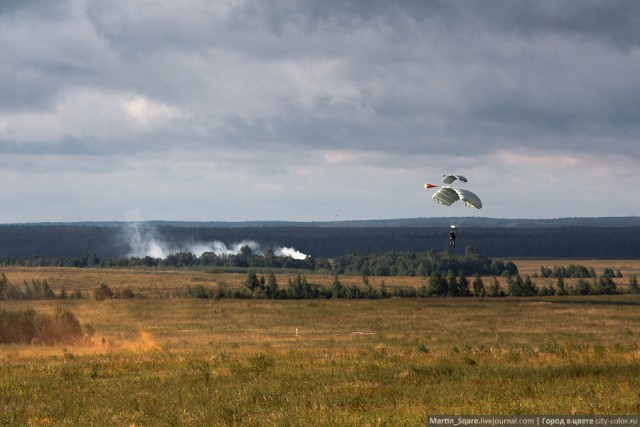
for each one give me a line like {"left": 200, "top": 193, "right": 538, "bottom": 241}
{"left": 125, "top": 222, "right": 169, "bottom": 258}
{"left": 274, "top": 246, "right": 308, "bottom": 260}
{"left": 207, "top": 240, "right": 263, "bottom": 257}
{"left": 123, "top": 223, "right": 308, "bottom": 259}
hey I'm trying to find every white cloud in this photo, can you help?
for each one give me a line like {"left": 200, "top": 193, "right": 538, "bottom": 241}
{"left": 0, "top": 88, "right": 188, "bottom": 143}
{"left": 120, "top": 94, "right": 187, "bottom": 128}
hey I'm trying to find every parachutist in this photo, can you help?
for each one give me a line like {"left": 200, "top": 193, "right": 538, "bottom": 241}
{"left": 425, "top": 174, "right": 482, "bottom": 209}
{"left": 424, "top": 174, "right": 482, "bottom": 245}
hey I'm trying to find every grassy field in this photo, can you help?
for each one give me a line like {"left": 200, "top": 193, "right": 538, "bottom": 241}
{"left": 2, "top": 258, "right": 639, "bottom": 295}
{"left": 1, "top": 261, "right": 640, "bottom": 425}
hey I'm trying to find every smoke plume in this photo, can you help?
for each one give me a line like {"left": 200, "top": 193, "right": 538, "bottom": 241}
{"left": 122, "top": 223, "right": 308, "bottom": 259}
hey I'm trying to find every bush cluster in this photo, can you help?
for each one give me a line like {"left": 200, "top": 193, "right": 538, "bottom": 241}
{"left": 0, "top": 307, "right": 93, "bottom": 345}
{"left": 0, "top": 273, "right": 79, "bottom": 300}
{"left": 538, "top": 264, "right": 623, "bottom": 279}
{"left": 93, "top": 283, "right": 136, "bottom": 301}
{"left": 1, "top": 268, "right": 636, "bottom": 303}
{"left": 177, "top": 271, "right": 637, "bottom": 300}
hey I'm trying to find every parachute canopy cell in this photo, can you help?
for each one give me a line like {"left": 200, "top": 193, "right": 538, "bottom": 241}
{"left": 441, "top": 174, "right": 467, "bottom": 184}
{"left": 455, "top": 188, "right": 483, "bottom": 209}
{"left": 432, "top": 187, "right": 460, "bottom": 206}
{"left": 432, "top": 186, "right": 482, "bottom": 209}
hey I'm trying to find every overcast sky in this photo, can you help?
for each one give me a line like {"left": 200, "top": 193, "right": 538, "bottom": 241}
{"left": 1, "top": 0, "right": 639, "bottom": 223}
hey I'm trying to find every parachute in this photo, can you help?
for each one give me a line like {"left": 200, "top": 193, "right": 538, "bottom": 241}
{"left": 424, "top": 173, "right": 483, "bottom": 228}
{"left": 424, "top": 174, "right": 482, "bottom": 242}
{"left": 432, "top": 187, "right": 482, "bottom": 209}
{"left": 441, "top": 174, "right": 467, "bottom": 185}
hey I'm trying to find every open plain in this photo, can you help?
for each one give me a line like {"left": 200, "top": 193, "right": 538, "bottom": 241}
{"left": 1, "top": 260, "right": 639, "bottom": 425}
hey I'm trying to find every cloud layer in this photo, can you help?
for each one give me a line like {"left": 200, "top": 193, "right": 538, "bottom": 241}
{"left": 1, "top": 0, "right": 638, "bottom": 222}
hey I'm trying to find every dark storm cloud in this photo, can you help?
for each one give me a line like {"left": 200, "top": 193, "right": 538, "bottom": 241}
{"left": 1, "top": 0, "right": 638, "bottom": 221}
{"left": 465, "top": 0, "right": 640, "bottom": 49}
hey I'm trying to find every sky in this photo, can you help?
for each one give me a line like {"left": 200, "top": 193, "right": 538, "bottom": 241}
{"left": 1, "top": 0, "right": 639, "bottom": 223}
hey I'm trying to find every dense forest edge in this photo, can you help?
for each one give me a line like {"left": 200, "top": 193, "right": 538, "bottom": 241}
{"left": 1, "top": 246, "right": 516, "bottom": 276}
{"left": 1, "top": 218, "right": 639, "bottom": 259}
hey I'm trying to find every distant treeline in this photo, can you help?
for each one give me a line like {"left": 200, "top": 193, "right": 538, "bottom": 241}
{"left": 538, "top": 265, "right": 623, "bottom": 279}
{"left": 1, "top": 224, "right": 640, "bottom": 259}
{"left": 233, "top": 270, "right": 637, "bottom": 300}
{"left": 3, "top": 272, "right": 636, "bottom": 302}
{"left": 2, "top": 268, "right": 637, "bottom": 303}
{"left": 0, "top": 247, "right": 518, "bottom": 277}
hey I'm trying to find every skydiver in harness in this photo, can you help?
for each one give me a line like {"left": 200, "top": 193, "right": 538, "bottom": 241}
{"left": 425, "top": 174, "right": 482, "bottom": 249}
{"left": 449, "top": 227, "right": 457, "bottom": 247}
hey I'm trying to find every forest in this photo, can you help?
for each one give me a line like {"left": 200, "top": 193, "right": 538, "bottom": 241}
{"left": 0, "top": 245, "right": 518, "bottom": 277}
{"left": 0, "top": 218, "right": 639, "bottom": 260}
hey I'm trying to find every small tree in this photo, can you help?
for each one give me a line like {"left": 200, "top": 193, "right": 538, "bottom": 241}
{"left": 555, "top": 277, "right": 568, "bottom": 296}
{"left": 446, "top": 270, "right": 458, "bottom": 297}
{"left": 380, "top": 280, "right": 389, "bottom": 298}
{"left": 362, "top": 275, "right": 376, "bottom": 298}
{"left": 522, "top": 275, "right": 537, "bottom": 296}
{"left": 0, "top": 273, "right": 9, "bottom": 299}
{"left": 507, "top": 275, "right": 521, "bottom": 296}
{"left": 427, "top": 271, "right": 447, "bottom": 297}
{"left": 599, "top": 274, "right": 617, "bottom": 295}
{"left": 301, "top": 275, "right": 312, "bottom": 298}
{"left": 472, "top": 274, "right": 486, "bottom": 297}
{"left": 629, "top": 274, "right": 639, "bottom": 294}
{"left": 331, "top": 275, "right": 345, "bottom": 299}
{"left": 538, "top": 284, "right": 555, "bottom": 296}
{"left": 576, "top": 278, "right": 591, "bottom": 295}
{"left": 118, "top": 287, "right": 136, "bottom": 299}
{"left": 266, "top": 272, "right": 278, "bottom": 299}
{"left": 240, "top": 245, "right": 252, "bottom": 257}
{"left": 287, "top": 274, "right": 307, "bottom": 299}
{"left": 457, "top": 273, "right": 471, "bottom": 297}
{"left": 488, "top": 277, "right": 502, "bottom": 297}
{"left": 244, "top": 271, "right": 261, "bottom": 294}
{"left": 93, "top": 283, "right": 114, "bottom": 301}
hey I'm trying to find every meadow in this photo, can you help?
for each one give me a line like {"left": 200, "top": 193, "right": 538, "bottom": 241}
{"left": 1, "top": 260, "right": 640, "bottom": 425}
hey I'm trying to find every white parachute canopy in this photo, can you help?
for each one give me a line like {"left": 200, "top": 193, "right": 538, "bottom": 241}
{"left": 441, "top": 174, "right": 467, "bottom": 185}
{"left": 425, "top": 173, "right": 482, "bottom": 229}
{"left": 432, "top": 186, "right": 483, "bottom": 209}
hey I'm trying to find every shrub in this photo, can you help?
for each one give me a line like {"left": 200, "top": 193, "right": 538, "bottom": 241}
{"left": 186, "top": 285, "right": 213, "bottom": 299}
{"left": 117, "top": 287, "right": 136, "bottom": 299}
{"left": 93, "top": 283, "right": 114, "bottom": 301}
{"left": 0, "top": 308, "right": 90, "bottom": 345}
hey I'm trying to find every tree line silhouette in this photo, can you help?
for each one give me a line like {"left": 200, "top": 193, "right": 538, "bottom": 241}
{"left": 0, "top": 246, "right": 518, "bottom": 278}
{"left": 1, "top": 224, "right": 639, "bottom": 259}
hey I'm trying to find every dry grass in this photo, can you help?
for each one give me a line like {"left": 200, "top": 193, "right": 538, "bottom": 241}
{"left": 1, "top": 262, "right": 640, "bottom": 425}
{"left": 2, "top": 258, "right": 638, "bottom": 295}
{"left": 514, "top": 259, "right": 640, "bottom": 277}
